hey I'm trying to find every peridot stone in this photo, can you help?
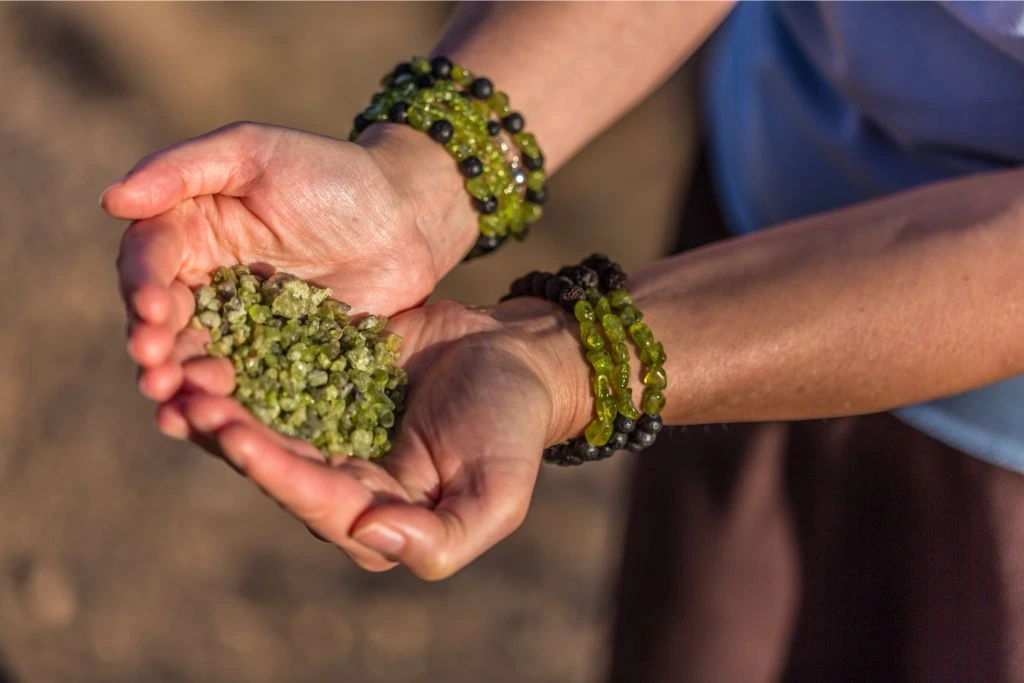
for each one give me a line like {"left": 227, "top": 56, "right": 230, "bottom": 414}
{"left": 642, "top": 390, "right": 666, "bottom": 415}
{"left": 640, "top": 342, "right": 666, "bottom": 366}
{"left": 600, "top": 313, "right": 625, "bottom": 342}
{"left": 526, "top": 169, "right": 546, "bottom": 191}
{"left": 411, "top": 56, "right": 431, "bottom": 74}
{"left": 629, "top": 322, "right": 654, "bottom": 347}
{"left": 465, "top": 178, "right": 491, "bottom": 200}
{"left": 618, "top": 392, "right": 642, "bottom": 420}
{"left": 586, "top": 349, "right": 613, "bottom": 374}
{"left": 488, "top": 91, "right": 510, "bottom": 115}
{"left": 591, "top": 373, "right": 613, "bottom": 400}
{"left": 584, "top": 418, "right": 613, "bottom": 447}
{"left": 595, "top": 398, "right": 617, "bottom": 423}
{"left": 642, "top": 365, "right": 667, "bottom": 391}
{"left": 610, "top": 342, "right": 630, "bottom": 365}
{"left": 579, "top": 321, "right": 605, "bottom": 351}
{"left": 452, "top": 65, "right": 473, "bottom": 85}
{"left": 618, "top": 304, "right": 642, "bottom": 326}
{"left": 574, "top": 300, "right": 595, "bottom": 323}
{"left": 523, "top": 202, "right": 543, "bottom": 223}
{"left": 612, "top": 363, "right": 630, "bottom": 391}
{"left": 607, "top": 289, "right": 633, "bottom": 309}
{"left": 478, "top": 213, "right": 506, "bottom": 237}
{"left": 595, "top": 297, "right": 612, "bottom": 319}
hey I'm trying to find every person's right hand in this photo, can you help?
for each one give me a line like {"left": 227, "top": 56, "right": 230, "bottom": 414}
{"left": 104, "top": 121, "right": 476, "bottom": 400}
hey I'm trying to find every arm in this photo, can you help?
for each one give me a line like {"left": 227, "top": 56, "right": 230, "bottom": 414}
{"left": 545, "top": 167, "right": 1024, "bottom": 437}
{"left": 388, "top": 0, "right": 735, "bottom": 277}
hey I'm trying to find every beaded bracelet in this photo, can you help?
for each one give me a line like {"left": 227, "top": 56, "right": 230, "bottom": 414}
{"left": 502, "top": 255, "right": 666, "bottom": 466}
{"left": 349, "top": 56, "right": 548, "bottom": 260}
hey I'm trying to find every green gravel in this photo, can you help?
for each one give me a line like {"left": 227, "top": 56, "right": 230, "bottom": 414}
{"left": 189, "top": 265, "right": 407, "bottom": 460}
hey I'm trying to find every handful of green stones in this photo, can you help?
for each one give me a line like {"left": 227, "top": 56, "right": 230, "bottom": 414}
{"left": 189, "top": 265, "right": 407, "bottom": 460}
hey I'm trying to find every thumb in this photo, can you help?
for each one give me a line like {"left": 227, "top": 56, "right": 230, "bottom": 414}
{"left": 101, "top": 121, "right": 279, "bottom": 220}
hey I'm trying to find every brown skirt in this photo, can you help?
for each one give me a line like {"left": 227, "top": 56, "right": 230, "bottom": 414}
{"left": 607, "top": 155, "right": 1024, "bottom": 683}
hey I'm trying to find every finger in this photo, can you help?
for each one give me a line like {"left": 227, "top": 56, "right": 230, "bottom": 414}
{"left": 351, "top": 457, "right": 538, "bottom": 581}
{"left": 180, "top": 356, "right": 235, "bottom": 396}
{"left": 180, "top": 394, "right": 324, "bottom": 463}
{"left": 101, "top": 122, "right": 276, "bottom": 220}
{"left": 214, "top": 423, "right": 399, "bottom": 555}
{"left": 118, "top": 218, "right": 185, "bottom": 325}
{"left": 137, "top": 328, "right": 219, "bottom": 401}
{"left": 127, "top": 320, "right": 175, "bottom": 367}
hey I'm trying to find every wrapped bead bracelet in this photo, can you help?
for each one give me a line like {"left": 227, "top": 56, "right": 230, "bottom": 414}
{"left": 350, "top": 56, "right": 548, "bottom": 260}
{"left": 502, "top": 255, "right": 667, "bottom": 466}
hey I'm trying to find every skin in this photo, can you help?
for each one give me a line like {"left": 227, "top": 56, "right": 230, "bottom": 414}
{"left": 105, "top": 2, "right": 1024, "bottom": 579}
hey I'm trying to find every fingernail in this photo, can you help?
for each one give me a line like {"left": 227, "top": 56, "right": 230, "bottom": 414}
{"left": 354, "top": 524, "right": 406, "bottom": 557}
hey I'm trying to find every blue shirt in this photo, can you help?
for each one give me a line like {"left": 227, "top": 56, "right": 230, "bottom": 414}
{"left": 704, "top": 1, "right": 1024, "bottom": 471}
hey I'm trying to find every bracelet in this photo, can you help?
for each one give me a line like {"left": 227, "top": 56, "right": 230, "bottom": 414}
{"left": 349, "top": 56, "right": 548, "bottom": 260}
{"left": 502, "top": 255, "right": 666, "bottom": 466}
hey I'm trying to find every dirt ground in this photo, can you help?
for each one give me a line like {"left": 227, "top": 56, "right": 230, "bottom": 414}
{"left": 0, "top": 3, "right": 695, "bottom": 682}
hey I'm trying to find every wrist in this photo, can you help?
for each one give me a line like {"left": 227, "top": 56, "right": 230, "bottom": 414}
{"left": 358, "top": 124, "right": 479, "bottom": 283}
{"left": 489, "top": 297, "right": 594, "bottom": 447}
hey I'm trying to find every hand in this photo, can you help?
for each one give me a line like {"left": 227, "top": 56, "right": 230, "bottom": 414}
{"left": 156, "top": 298, "right": 589, "bottom": 579}
{"left": 105, "top": 121, "right": 475, "bottom": 386}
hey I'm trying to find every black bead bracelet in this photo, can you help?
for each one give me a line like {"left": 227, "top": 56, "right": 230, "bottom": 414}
{"left": 502, "top": 255, "right": 667, "bottom": 466}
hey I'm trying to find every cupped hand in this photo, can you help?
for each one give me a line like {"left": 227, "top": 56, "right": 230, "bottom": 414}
{"left": 106, "top": 121, "right": 474, "bottom": 379}
{"left": 156, "top": 298, "right": 589, "bottom": 579}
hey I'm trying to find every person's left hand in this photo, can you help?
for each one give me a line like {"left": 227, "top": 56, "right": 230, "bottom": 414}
{"left": 157, "top": 297, "right": 590, "bottom": 578}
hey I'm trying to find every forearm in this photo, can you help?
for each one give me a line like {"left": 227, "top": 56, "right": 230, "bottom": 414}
{"left": 434, "top": 1, "right": 732, "bottom": 171}
{"left": 362, "top": 1, "right": 732, "bottom": 280}
{"left": 526, "top": 168, "right": 1024, "bottom": 439}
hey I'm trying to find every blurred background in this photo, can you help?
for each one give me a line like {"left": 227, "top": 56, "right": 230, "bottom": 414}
{"left": 0, "top": 3, "right": 695, "bottom": 682}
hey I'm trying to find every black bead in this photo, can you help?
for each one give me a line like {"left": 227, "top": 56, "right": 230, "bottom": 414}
{"left": 509, "top": 275, "right": 532, "bottom": 298}
{"left": 470, "top": 77, "right": 494, "bottom": 99}
{"left": 638, "top": 414, "right": 664, "bottom": 434}
{"left": 502, "top": 112, "right": 525, "bottom": 133}
{"left": 606, "top": 431, "right": 628, "bottom": 450}
{"left": 529, "top": 272, "right": 552, "bottom": 297}
{"left": 582, "top": 253, "right": 612, "bottom": 272}
{"left": 557, "top": 285, "right": 585, "bottom": 312}
{"left": 387, "top": 102, "right": 409, "bottom": 124}
{"left": 487, "top": 120, "right": 502, "bottom": 136}
{"left": 393, "top": 62, "right": 414, "bottom": 77}
{"left": 573, "top": 438, "right": 599, "bottom": 461}
{"left": 458, "top": 156, "right": 484, "bottom": 179}
{"left": 525, "top": 186, "right": 547, "bottom": 205}
{"left": 604, "top": 269, "right": 628, "bottom": 291}
{"left": 559, "top": 265, "right": 599, "bottom": 290}
{"left": 415, "top": 73, "right": 435, "bottom": 88}
{"left": 595, "top": 446, "right": 616, "bottom": 460}
{"left": 627, "top": 430, "right": 657, "bottom": 452}
{"left": 353, "top": 113, "right": 370, "bottom": 132}
{"left": 467, "top": 233, "right": 504, "bottom": 260}
{"left": 544, "top": 275, "right": 574, "bottom": 303}
{"left": 523, "top": 152, "right": 545, "bottom": 171}
{"left": 427, "top": 119, "right": 454, "bottom": 143}
{"left": 472, "top": 195, "right": 498, "bottom": 214}
{"left": 429, "top": 56, "right": 453, "bottom": 79}
{"left": 614, "top": 415, "right": 637, "bottom": 434}
{"left": 511, "top": 224, "right": 531, "bottom": 242}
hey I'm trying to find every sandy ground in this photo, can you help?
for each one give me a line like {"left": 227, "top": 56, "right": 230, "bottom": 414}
{"left": 0, "top": 3, "right": 695, "bottom": 682}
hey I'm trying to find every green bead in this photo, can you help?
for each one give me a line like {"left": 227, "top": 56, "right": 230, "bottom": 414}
{"left": 411, "top": 56, "right": 431, "bottom": 74}
{"left": 595, "top": 297, "right": 612, "bottom": 319}
{"left": 586, "top": 350, "right": 613, "bottom": 374}
{"left": 600, "top": 313, "right": 626, "bottom": 342}
{"left": 607, "top": 289, "right": 633, "bottom": 309}
{"left": 618, "top": 304, "right": 642, "bottom": 326}
{"left": 574, "top": 300, "right": 595, "bottom": 323}
{"left": 478, "top": 213, "right": 506, "bottom": 237}
{"left": 595, "top": 398, "right": 617, "bottom": 424}
{"left": 584, "top": 419, "right": 613, "bottom": 447}
{"left": 629, "top": 322, "right": 654, "bottom": 347}
{"left": 610, "top": 342, "right": 630, "bottom": 365}
{"left": 611, "top": 363, "right": 630, "bottom": 391}
{"left": 526, "top": 169, "right": 547, "bottom": 191}
{"left": 406, "top": 106, "right": 431, "bottom": 131}
{"left": 642, "top": 365, "right": 667, "bottom": 391}
{"left": 523, "top": 202, "right": 543, "bottom": 223}
{"left": 512, "top": 132, "right": 538, "bottom": 152}
{"left": 488, "top": 91, "right": 510, "bottom": 115}
{"left": 586, "top": 288, "right": 603, "bottom": 306}
{"left": 580, "top": 321, "right": 605, "bottom": 351}
{"left": 642, "top": 390, "right": 666, "bottom": 415}
{"left": 640, "top": 342, "right": 666, "bottom": 366}
{"left": 465, "top": 178, "right": 491, "bottom": 200}
{"left": 618, "top": 392, "right": 642, "bottom": 420}
{"left": 445, "top": 141, "right": 472, "bottom": 161}
{"left": 591, "top": 373, "right": 613, "bottom": 400}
